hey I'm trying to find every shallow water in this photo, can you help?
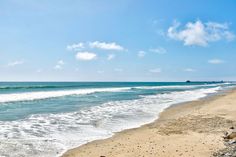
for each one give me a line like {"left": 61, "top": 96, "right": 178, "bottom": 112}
{"left": 0, "top": 82, "right": 234, "bottom": 157}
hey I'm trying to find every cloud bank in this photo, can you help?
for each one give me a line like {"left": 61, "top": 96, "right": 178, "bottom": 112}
{"left": 67, "top": 41, "right": 124, "bottom": 62}
{"left": 167, "top": 20, "right": 235, "bottom": 46}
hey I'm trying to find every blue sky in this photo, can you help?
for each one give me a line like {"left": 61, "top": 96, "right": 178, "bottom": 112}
{"left": 0, "top": 0, "right": 236, "bottom": 81}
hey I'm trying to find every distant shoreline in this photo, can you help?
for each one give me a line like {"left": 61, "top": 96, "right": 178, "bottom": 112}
{"left": 0, "top": 81, "right": 234, "bottom": 83}
{"left": 62, "top": 88, "right": 236, "bottom": 157}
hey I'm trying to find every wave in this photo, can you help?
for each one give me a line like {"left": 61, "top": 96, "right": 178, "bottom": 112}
{"left": 0, "top": 84, "right": 92, "bottom": 90}
{"left": 0, "top": 82, "right": 227, "bottom": 90}
{"left": 0, "top": 86, "right": 222, "bottom": 157}
{"left": 0, "top": 87, "right": 130, "bottom": 103}
{"left": 0, "top": 83, "right": 228, "bottom": 103}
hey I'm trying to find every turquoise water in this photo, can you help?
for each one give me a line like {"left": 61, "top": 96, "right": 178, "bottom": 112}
{"left": 0, "top": 82, "right": 234, "bottom": 157}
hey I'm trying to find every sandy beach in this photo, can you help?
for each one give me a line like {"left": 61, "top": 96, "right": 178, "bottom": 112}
{"left": 62, "top": 89, "right": 236, "bottom": 157}
{"left": 2, "top": 1, "right": 236, "bottom": 156}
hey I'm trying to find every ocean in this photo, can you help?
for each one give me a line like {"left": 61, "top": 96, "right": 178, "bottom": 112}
{"left": 0, "top": 82, "right": 235, "bottom": 157}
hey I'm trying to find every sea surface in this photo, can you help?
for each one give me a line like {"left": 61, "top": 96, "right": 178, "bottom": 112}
{"left": 0, "top": 82, "right": 235, "bottom": 157}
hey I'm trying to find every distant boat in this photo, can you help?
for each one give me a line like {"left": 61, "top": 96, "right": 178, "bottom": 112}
{"left": 186, "top": 80, "right": 191, "bottom": 83}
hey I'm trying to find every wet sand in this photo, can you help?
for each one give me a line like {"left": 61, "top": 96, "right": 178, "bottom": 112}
{"left": 62, "top": 89, "right": 236, "bottom": 157}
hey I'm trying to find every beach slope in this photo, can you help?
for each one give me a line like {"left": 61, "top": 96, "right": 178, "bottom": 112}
{"left": 62, "top": 90, "right": 236, "bottom": 157}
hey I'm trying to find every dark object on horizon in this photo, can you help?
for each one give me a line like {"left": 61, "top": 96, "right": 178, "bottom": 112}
{"left": 186, "top": 80, "right": 225, "bottom": 83}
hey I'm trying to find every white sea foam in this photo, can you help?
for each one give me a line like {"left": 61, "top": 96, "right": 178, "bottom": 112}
{"left": 0, "top": 84, "right": 221, "bottom": 103}
{"left": 0, "top": 86, "right": 222, "bottom": 157}
{"left": 0, "top": 87, "right": 130, "bottom": 103}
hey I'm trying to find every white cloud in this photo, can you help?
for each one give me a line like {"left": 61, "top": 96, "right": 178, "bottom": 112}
{"left": 54, "top": 60, "right": 65, "bottom": 70}
{"left": 138, "top": 51, "right": 146, "bottom": 58}
{"left": 76, "top": 52, "right": 97, "bottom": 61}
{"left": 57, "top": 60, "right": 65, "bottom": 65}
{"left": 7, "top": 60, "right": 24, "bottom": 67}
{"left": 184, "top": 68, "right": 196, "bottom": 72}
{"left": 114, "top": 68, "right": 123, "bottom": 72}
{"left": 223, "top": 31, "right": 235, "bottom": 41}
{"left": 54, "top": 65, "right": 62, "bottom": 70}
{"left": 107, "top": 54, "right": 115, "bottom": 60}
{"left": 67, "top": 41, "right": 124, "bottom": 51}
{"left": 67, "top": 43, "right": 84, "bottom": 51}
{"left": 67, "top": 41, "right": 124, "bottom": 62}
{"left": 149, "top": 47, "right": 167, "bottom": 54}
{"left": 167, "top": 20, "right": 235, "bottom": 46}
{"left": 89, "top": 41, "right": 124, "bottom": 51}
{"left": 149, "top": 68, "right": 162, "bottom": 73}
{"left": 208, "top": 59, "right": 224, "bottom": 64}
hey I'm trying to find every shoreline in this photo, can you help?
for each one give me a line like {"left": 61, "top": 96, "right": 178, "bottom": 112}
{"left": 62, "top": 88, "right": 236, "bottom": 157}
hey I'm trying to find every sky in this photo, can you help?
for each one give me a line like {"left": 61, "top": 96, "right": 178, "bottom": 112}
{"left": 0, "top": 0, "right": 236, "bottom": 81}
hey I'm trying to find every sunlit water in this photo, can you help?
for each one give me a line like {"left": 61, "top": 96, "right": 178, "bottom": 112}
{"left": 0, "top": 82, "right": 234, "bottom": 157}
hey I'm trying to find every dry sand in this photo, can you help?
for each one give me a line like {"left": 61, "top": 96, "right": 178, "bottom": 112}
{"left": 62, "top": 89, "right": 236, "bottom": 157}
